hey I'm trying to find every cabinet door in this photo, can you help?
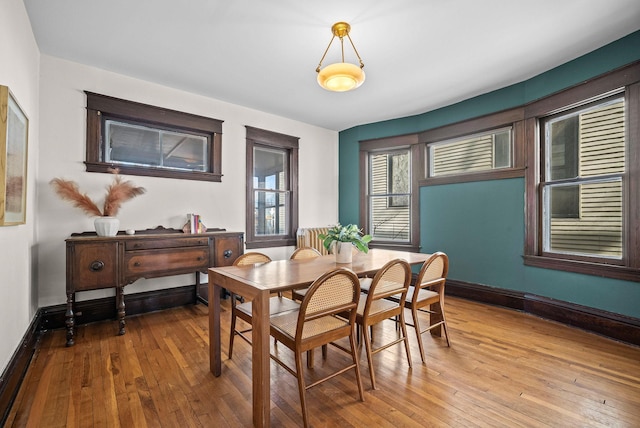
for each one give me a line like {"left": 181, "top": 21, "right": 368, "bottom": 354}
{"left": 68, "top": 242, "right": 119, "bottom": 292}
{"left": 214, "top": 236, "right": 243, "bottom": 267}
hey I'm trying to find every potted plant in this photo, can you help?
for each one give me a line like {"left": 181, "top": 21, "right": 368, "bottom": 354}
{"left": 50, "top": 169, "right": 146, "bottom": 236}
{"left": 318, "top": 223, "right": 372, "bottom": 263}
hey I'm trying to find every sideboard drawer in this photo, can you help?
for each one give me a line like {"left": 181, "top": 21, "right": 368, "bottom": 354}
{"left": 68, "top": 242, "right": 119, "bottom": 292}
{"left": 125, "top": 237, "right": 209, "bottom": 251}
{"left": 125, "top": 247, "right": 209, "bottom": 279}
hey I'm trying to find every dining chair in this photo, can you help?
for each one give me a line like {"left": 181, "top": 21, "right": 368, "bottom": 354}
{"left": 355, "top": 258, "right": 412, "bottom": 390}
{"left": 228, "top": 252, "right": 299, "bottom": 358}
{"left": 290, "top": 247, "right": 322, "bottom": 301}
{"left": 400, "top": 251, "right": 450, "bottom": 363}
{"left": 269, "top": 267, "right": 364, "bottom": 428}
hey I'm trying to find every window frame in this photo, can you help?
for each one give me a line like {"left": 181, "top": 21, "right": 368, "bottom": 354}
{"left": 85, "top": 92, "right": 223, "bottom": 181}
{"left": 245, "top": 126, "right": 299, "bottom": 249}
{"left": 360, "top": 134, "right": 421, "bottom": 252}
{"left": 418, "top": 108, "right": 526, "bottom": 186}
{"left": 524, "top": 62, "right": 640, "bottom": 281}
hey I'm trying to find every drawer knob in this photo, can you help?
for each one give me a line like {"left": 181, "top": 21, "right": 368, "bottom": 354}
{"left": 134, "top": 262, "right": 141, "bottom": 267}
{"left": 224, "top": 250, "right": 233, "bottom": 258}
{"left": 90, "top": 260, "right": 105, "bottom": 272}
{"left": 197, "top": 256, "right": 203, "bottom": 261}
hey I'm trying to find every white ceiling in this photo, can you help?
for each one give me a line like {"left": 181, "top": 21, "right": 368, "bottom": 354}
{"left": 23, "top": 0, "right": 640, "bottom": 131}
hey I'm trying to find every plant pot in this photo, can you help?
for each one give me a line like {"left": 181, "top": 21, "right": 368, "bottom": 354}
{"left": 94, "top": 216, "right": 120, "bottom": 237}
{"left": 334, "top": 241, "right": 353, "bottom": 264}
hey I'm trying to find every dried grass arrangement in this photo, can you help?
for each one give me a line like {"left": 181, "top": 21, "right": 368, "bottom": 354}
{"left": 50, "top": 169, "right": 146, "bottom": 217}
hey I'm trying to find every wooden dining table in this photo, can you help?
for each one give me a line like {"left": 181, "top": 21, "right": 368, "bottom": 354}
{"left": 207, "top": 248, "right": 432, "bottom": 427}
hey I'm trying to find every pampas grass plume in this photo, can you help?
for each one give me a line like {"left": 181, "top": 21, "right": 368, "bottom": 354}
{"left": 50, "top": 170, "right": 146, "bottom": 217}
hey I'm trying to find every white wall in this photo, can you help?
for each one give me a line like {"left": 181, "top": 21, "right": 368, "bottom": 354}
{"left": 36, "top": 55, "right": 339, "bottom": 307}
{"left": 0, "top": 0, "right": 40, "bottom": 372}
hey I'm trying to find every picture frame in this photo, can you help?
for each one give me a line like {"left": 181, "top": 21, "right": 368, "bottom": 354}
{"left": 0, "top": 85, "right": 29, "bottom": 225}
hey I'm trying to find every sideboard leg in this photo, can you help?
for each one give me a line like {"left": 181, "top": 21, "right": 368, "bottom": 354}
{"left": 65, "top": 292, "right": 75, "bottom": 346}
{"left": 116, "top": 286, "right": 126, "bottom": 335}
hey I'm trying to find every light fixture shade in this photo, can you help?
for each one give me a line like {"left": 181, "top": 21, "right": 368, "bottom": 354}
{"left": 317, "top": 62, "right": 366, "bottom": 92}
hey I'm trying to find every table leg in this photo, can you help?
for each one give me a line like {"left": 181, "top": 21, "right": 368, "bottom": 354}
{"left": 252, "top": 290, "right": 270, "bottom": 428}
{"left": 65, "top": 292, "right": 75, "bottom": 346}
{"left": 209, "top": 279, "right": 222, "bottom": 376}
{"left": 116, "top": 286, "right": 126, "bottom": 336}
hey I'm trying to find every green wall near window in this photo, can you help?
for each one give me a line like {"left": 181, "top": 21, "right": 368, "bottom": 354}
{"left": 339, "top": 30, "right": 640, "bottom": 318}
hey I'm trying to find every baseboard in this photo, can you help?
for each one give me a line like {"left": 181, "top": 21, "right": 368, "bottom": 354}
{"left": 40, "top": 284, "right": 201, "bottom": 331}
{"left": 446, "top": 279, "right": 640, "bottom": 346}
{"left": 0, "top": 311, "right": 42, "bottom": 426}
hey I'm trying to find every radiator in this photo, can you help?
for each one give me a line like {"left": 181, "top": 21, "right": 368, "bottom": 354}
{"left": 296, "top": 227, "right": 330, "bottom": 255}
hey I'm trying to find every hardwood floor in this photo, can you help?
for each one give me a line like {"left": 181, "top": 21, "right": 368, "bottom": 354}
{"left": 6, "top": 296, "right": 640, "bottom": 427}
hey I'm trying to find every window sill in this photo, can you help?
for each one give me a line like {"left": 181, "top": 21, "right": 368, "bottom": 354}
{"left": 419, "top": 167, "right": 525, "bottom": 187}
{"left": 369, "top": 242, "right": 421, "bottom": 253}
{"left": 85, "top": 162, "right": 222, "bottom": 182}
{"left": 523, "top": 255, "right": 640, "bottom": 282}
{"left": 246, "top": 237, "right": 297, "bottom": 249}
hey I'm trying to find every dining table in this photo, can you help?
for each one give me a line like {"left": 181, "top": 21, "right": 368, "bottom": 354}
{"left": 207, "top": 248, "right": 433, "bottom": 427}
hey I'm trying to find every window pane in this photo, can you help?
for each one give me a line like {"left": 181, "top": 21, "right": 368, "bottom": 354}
{"left": 254, "top": 190, "right": 288, "bottom": 236}
{"left": 369, "top": 150, "right": 411, "bottom": 242}
{"left": 430, "top": 127, "right": 511, "bottom": 176}
{"left": 254, "top": 147, "right": 286, "bottom": 190}
{"left": 547, "top": 115, "right": 578, "bottom": 180}
{"left": 543, "top": 179, "right": 622, "bottom": 258}
{"left": 494, "top": 130, "right": 511, "bottom": 168}
{"left": 369, "top": 195, "right": 410, "bottom": 242}
{"left": 162, "top": 131, "right": 208, "bottom": 171}
{"left": 105, "top": 120, "right": 208, "bottom": 171}
{"left": 106, "top": 120, "right": 161, "bottom": 166}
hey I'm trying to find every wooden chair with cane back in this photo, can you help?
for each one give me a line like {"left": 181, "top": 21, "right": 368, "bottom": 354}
{"left": 268, "top": 267, "right": 365, "bottom": 428}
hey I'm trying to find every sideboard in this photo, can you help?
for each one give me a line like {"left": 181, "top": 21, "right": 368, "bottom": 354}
{"left": 65, "top": 227, "right": 243, "bottom": 346}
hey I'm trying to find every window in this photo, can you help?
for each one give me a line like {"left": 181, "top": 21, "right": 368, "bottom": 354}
{"left": 85, "top": 92, "right": 223, "bottom": 181}
{"left": 246, "top": 126, "right": 298, "bottom": 248}
{"left": 429, "top": 127, "right": 512, "bottom": 177}
{"left": 360, "top": 134, "right": 420, "bottom": 251}
{"left": 418, "top": 108, "right": 525, "bottom": 186}
{"left": 524, "top": 62, "right": 640, "bottom": 281}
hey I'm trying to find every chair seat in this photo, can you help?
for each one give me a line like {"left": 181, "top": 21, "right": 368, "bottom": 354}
{"left": 390, "top": 286, "right": 438, "bottom": 304}
{"left": 236, "top": 296, "right": 300, "bottom": 321}
{"left": 359, "top": 277, "right": 373, "bottom": 293}
{"left": 271, "top": 309, "right": 350, "bottom": 340}
{"left": 356, "top": 293, "right": 398, "bottom": 316}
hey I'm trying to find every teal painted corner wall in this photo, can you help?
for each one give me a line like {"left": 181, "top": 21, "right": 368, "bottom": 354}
{"left": 339, "top": 30, "right": 640, "bottom": 318}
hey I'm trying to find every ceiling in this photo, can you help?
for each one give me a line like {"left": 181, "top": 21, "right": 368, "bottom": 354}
{"left": 23, "top": 0, "right": 640, "bottom": 132}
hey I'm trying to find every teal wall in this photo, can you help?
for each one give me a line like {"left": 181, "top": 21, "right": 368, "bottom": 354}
{"left": 339, "top": 31, "right": 640, "bottom": 318}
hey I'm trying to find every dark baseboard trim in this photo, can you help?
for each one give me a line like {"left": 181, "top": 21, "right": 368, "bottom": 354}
{"left": 41, "top": 285, "right": 203, "bottom": 331}
{"left": 0, "top": 311, "right": 43, "bottom": 426}
{"left": 446, "top": 279, "right": 640, "bottom": 346}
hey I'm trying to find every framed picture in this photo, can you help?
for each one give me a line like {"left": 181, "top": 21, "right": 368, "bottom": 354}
{"left": 0, "top": 85, "right": 29, "bottom": 225}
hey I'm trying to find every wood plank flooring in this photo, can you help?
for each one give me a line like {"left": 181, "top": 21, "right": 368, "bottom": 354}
{"left": 6, "top": 296, "right": 640, "bottom": 427}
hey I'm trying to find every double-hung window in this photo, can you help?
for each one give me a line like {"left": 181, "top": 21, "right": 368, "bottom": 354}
{"left": 360, "top": 134, "right": 420, "bottom": 251}
{"left": 524, "top": 62, "right": 640, "bottom": 281}
{"left": 245, "top": 126, "right": 298, "bottom": 248}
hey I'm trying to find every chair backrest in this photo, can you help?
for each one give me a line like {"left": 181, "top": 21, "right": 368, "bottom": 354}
{"left": 233, "top": 252, "right": 272, "bottom": 266}
{"left": 363, "top": 259, "right": 411, "bottom": 315}
{"left": 290, "top": 247, "right": 322, "bottom": 260}
{"left": 296, "top": 267, "right": 360, "bottom": 341}
{"left": 412, "top": 252, "right": 449, "bottom": 303}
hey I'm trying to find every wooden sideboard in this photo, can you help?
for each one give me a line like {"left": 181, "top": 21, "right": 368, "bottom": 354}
{"left": 65, "top": 227, "right": 243, "bottom": 346}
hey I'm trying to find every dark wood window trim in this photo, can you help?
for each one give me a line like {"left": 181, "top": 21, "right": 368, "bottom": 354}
{"left": 418, "top": 107, "right": 526, "bottom": 187}
{"left": 245, "top": 126, "right": 299, "bottom": 249}
{"left": 85, "top": 92, "right": 223, "bottom": 181}
{"left": 359, "top": 133, "right": 421, "bottom": 252}
{"left": 523, "top": 61, "right": 640, "bottom": 282}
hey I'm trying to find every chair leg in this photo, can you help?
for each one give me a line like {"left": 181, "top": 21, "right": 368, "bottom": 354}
{"left": 398, "top": 309, "right": 412, "bottom": 368}
{"left": 439, "top": 301, "right": 451, "bottom": 347}
{"left": 348, "top": 328, "right": 365, "bottom": 402}
{"left": 229, "top": 312, "right": 237, "bottom": 359}
{"left": 322, "top": 344, "right": 328, "bottom": 360}
{"left": 295, "top": 350, "right": 310, "bottom": 428}
{"left": 362, "top": 323, "right": 377, "bottom": 390}
{"left": 306, "top": 349, "right": 314, "bottom": 369}
{"left": 412, "top": 307, "right": 426, "bottom": 363}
